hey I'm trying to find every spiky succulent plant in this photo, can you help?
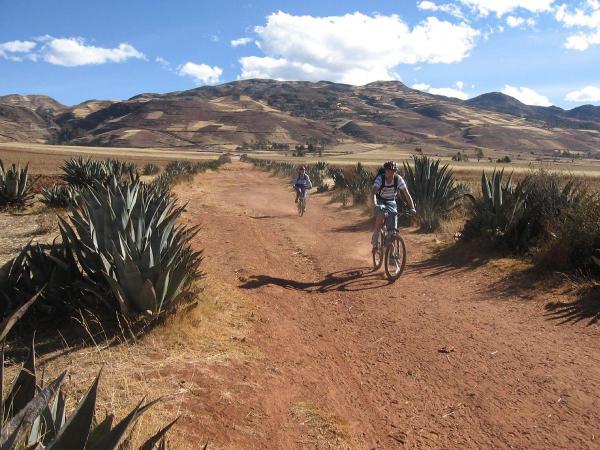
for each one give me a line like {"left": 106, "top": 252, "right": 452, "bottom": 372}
{"left": 59, "top": 176, "right": 202, "bottom": 316}
{"left": 61, "top": 157, "right": 136, "bottom": 188}
{"left": 0, "top": 160, "right": 37, "bottom": 208}
{"left": 41, "top": 184, "right": 79, "bottom": 208}
{"left": 0, "top": 291, "right": 178, "bottom": 450}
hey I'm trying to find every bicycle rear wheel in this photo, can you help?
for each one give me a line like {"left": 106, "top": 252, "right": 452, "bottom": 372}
{"left": 298, "top": 196, "right": 305, "bottom": 216}
{"left": 384, "top": 234, "right": 407, "bottom": 282}
{"left": 372, "top": 230, "right": 384, "bottom": 270}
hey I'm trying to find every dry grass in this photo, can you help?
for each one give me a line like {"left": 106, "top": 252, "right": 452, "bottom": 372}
{"left": 289, "top": 403, "right": 356, "bottom": 449}
{"left": 0, "top": 143, "right": 222, "bottom": 175}
{"left": 3, "top": 275, "right": 258, "bottom": 449}
{"left": 0, "top": 203, "right": 60, "bottom": 265}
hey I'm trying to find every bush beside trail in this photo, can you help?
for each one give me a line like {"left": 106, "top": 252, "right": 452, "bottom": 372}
{"left": 461, "top": 168, "right": 600, "bottom": 276}
{"left": 0, "top": 154, "right": 229, "bottom": 327}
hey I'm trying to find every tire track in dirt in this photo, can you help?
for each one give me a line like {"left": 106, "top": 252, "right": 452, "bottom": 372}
{"left": 176, "top": 162, "right": 600, "bottom": 449}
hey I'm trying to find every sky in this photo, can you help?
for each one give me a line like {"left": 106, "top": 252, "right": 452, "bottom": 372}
{"left": 1, "top": 0, "right": 599, "bottom": 108}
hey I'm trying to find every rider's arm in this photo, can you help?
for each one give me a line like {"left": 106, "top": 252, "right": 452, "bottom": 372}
{"left": 306, "top": 175, "right": 313, "bottom": 189}
{"left": 291, "top": 175, "right": 298, "bottom": 187}
{"left": 371, "top": 175, "right": 382, "bottom": 196}
{"left": 399, "top": 186, "right": 416, "bottom": 211}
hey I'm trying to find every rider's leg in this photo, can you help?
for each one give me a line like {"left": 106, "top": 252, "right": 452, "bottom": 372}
{"left": 371, "top": 216, "right": 384, "bottom": 248}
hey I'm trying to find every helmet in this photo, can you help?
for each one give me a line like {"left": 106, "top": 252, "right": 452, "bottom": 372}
{"left": 298, "top": 165, "right": 306, "bottom": 171}
{"left": 383, "top": 161, "right": 397, "bottom": 171}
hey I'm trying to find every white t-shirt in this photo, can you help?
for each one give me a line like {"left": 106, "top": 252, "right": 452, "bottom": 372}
{"left": 373, "top": 174, "right": 406, "bottom": 201}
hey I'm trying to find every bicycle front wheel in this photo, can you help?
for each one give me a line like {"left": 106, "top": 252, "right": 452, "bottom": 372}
{"left": 372, "top": 231, "right": 384, "bottom": 270}
{"left": 298, "top": 196, "right": 306, "bottom": 216}
{"left": 384, "top": 234, "right": 407, "bottom": 282}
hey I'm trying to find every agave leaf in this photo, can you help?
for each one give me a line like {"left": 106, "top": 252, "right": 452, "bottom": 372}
{"left": 138, "top": 417, "right": 179, "bottom": 450}
{"left": 51, "top": 389, "right": 66, "bottom": 432}
{"left": 0, "top": 347, "right": 3, "bottom": 424}
{"left": 85, "top": 414, "right": 114, "bottom": 450}
{"left": 0, "top": 425, "right": 22, "bottom": 450}
{"left": 0, "top": 287, "right": 45, "bottom": 343}
{"left": 3, "top": 338, "right": 37, "bottom": 422}
{"left": 45, "top": 370, "right": 102, "bottom": 450}
{"left": 87, "top": 398, "right": 161, "bottom": 450}
{"left": 0, "top": 371, "right": 66, "bottom": 448}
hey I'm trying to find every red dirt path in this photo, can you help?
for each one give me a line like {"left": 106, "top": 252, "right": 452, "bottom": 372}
{"left": 175, "top": 162, "right": 600, "bottom": 449}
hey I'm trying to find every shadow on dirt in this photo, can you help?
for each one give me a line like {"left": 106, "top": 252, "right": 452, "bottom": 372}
{"left": 240, "top": 267, "right": 390, "bottom": 293}
{"left": 410, "top": 239, "right": 500, "bottom": 277}
{"left": 247, "top": 214, "right": 296, "bottom": 220}
{"left": 545, "top": 285, "right": 600, "bottom": 326}
{"left": 332, "top": 217, "right": 373, "bottom": 233}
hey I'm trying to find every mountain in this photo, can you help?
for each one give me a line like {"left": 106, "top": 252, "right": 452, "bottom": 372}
{"left": 466, "top": 92, "right": 600, "bottom": 131}
{"left": 1, "top": 80, "right": 600, "bottom": 155}
{"left": 0, "top": 94, "right": 65, "bottom": 113}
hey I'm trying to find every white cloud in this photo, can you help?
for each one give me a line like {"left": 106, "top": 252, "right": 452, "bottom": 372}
{"left": 239, "top": 12, "right": 479, "bottom": 85}
{"left": 459, "top": 0, "right": 555, "bottom": 16}
{"left": 411, "top": 81, "right": 470, "bottom": 99}
{"left": 506, "top": 15, "right": 536, "bottom": 26}
{"left": 412, "top": 83, "right": 432, "bottom": 90}
{"left": 40, "top": 37, "right": 145, "bottom": 66}
{"left": 417, "top": 1, "right": 466, "bottom": 19}
{"left": 502, "top": 85, "right": 552, "bottom": 106}
{"left": 555, "top": 1, "right": 600, "bottom": 50}
{"left": 178, "top": 62, "right": 223, "bottom": 84}
{"left": 565, "top": 85, "right": 600, "bottom": 102}
{"left": 156, "top": 56, "right": 170, "bottom": 67}
{"left": 231, "top": 37, "right": 253, "bottom": 47}
{"left": 0, "top": 40, "right": 37, "bottom": 61}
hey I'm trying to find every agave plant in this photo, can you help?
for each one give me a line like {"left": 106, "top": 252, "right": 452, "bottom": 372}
{"left": 41, "top": 184, "right": 79, "bottom": 208}
{"left": 142, "top": 163, "right": 160, "bottom": 176}
{"left": 59, "top": 176, "right": 202, "bottom": 317}
{"left": 480, "top": 169, "right": 522, "bottom": 232}
{"left": 1, "top": 240, "right": 83, "bottom": 319}
{"left": 61, "top": 157, "right": 136, "bottom": 188}
{"left": 0, "top": 292, "right": 178, "bottom": 450}
{"left": 0, "top": 160, "right": 37, "bottom": 208}
{"left": 403, "top": 155, "right": 465, "bottom": 231}
{"left": 507, "top": 172, "right": 582, "bottom": 251}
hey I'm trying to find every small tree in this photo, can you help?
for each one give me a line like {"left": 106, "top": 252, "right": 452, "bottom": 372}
{"left": 476, "top": 148, "right": 484, "bottom": 162}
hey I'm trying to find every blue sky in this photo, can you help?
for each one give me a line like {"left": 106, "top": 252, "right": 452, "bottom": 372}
{"left": 1, "top": 0, "right": 599, "bottom": 108}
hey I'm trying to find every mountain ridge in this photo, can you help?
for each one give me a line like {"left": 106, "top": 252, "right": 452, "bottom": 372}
{"left": 1, "top": 80, "right": 599, "bottom": 155}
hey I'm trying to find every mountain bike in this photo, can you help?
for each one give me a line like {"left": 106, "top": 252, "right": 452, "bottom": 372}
{"left": 372, "top": 199, "right": 408, "bottom": 282}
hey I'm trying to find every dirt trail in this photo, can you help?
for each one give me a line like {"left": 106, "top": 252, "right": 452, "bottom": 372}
{"left": 176, "top": 162, "right": 600, "bottom": 449}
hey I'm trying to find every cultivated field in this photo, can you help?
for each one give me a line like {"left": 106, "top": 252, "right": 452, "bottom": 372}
{"left": 0, "top": 142, "right": 221, "bottom": 174}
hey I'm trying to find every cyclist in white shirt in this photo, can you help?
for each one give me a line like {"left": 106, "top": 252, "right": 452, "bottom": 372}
{"left": 371, "top": 161, "right": 416, "bottom": 253}
{"left": 292, "top": 165, "right": 313, "bottom": 207}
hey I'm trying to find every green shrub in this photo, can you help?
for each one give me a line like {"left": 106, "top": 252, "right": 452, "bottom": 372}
{"left": 0, "top": 160, "right": 37, "bottom": 208}
{"left": 142, "top": 163, "right": 160, "bottom": 175}
{"left": 41, "top": 184, "right": 79, "bottom": 208}
{"left": 463, "top": 169, "right": 585, "bottom": 253}
{"left": 59, "top": 176, "right": 202, "bottom": 317}
{"left": 403, "top": 155, "right": 466, "bottom": 231}
{"left": 462, "top": 169, "right": 523, "bottom": 240}
{"left": 61, "top": 157, "right": 136, "bottom": 187}
{"left": 0, "top": 240, "right": 83, "bottom": 320}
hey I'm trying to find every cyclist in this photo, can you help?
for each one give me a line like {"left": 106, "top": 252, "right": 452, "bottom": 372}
{"left": 371, "top": 161, "right": 416, "bottom": 253}
{"left": 292, "top": 165, "right": 313, "bottom": 208}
